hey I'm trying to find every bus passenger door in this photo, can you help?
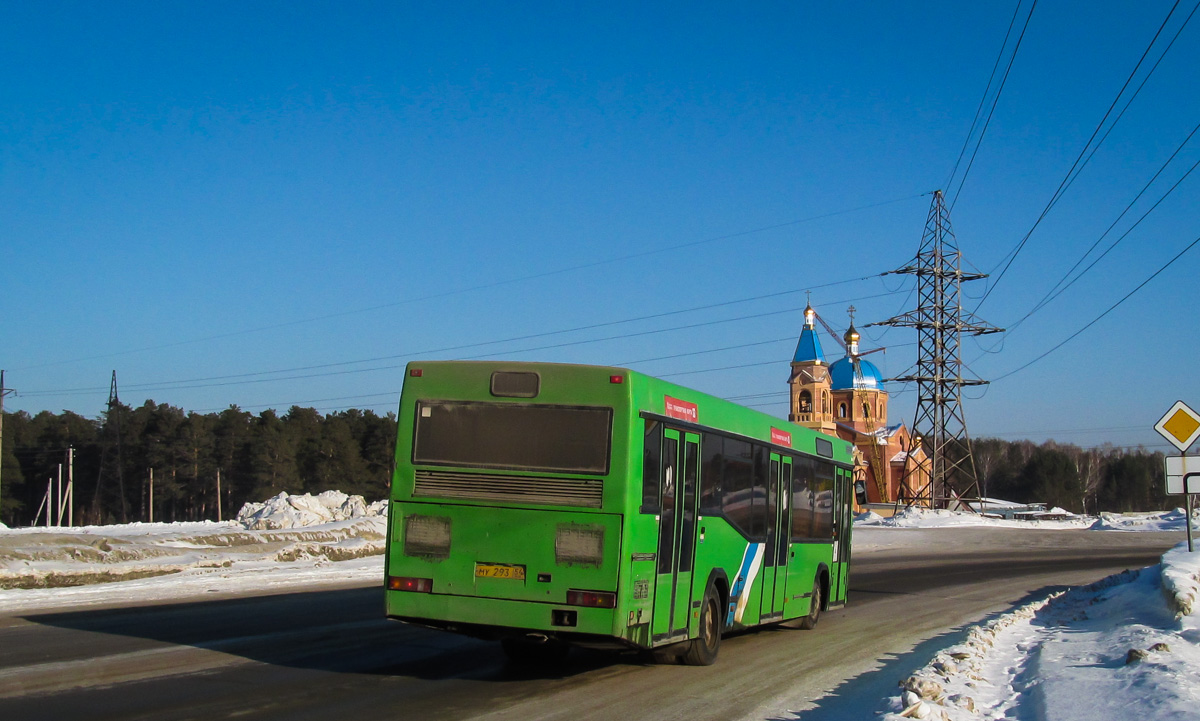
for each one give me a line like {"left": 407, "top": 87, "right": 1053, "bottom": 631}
{"left": 651, "top": 429, "right": 701, "bottom": 642}
{"left": 830, "top": 469, "right": 853, "bottom": 606}
{"left": 773, "top": 456, "right": 792, "bottom": 617}
{"left": 760, "top": 453, "right": 789, "bottom": 620}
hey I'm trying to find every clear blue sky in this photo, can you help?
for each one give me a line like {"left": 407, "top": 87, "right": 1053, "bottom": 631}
{"left": 3, "top": 1, "right": 1198, "bottom": 452}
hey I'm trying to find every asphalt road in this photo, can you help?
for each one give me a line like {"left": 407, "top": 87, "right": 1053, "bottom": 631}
{"left": 0, "top": 528, "right": 1180, "bottom": 721}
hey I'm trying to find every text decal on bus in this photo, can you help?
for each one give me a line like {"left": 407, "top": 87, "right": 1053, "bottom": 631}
{"left": 664, "top": 396, "right": 699, "bottom": 423}
{"left": 770, "top": 427, "right": 792, "bottom": 447}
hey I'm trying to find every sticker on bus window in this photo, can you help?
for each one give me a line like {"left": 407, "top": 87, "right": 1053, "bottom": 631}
{"left": 770, "top": 427, "right": 792, "bottom": 447}
{"left": 664, "top": 396, "right": 699, "bottom": 423}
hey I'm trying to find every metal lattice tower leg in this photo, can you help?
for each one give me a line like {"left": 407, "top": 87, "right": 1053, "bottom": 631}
{"left": 866, "top": 191, "right": 1002, "bottom": 509}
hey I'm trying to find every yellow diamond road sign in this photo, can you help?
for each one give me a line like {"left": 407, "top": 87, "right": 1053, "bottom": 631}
{"left": 1155, "top": 401, "right": 1200, "bottom": 452}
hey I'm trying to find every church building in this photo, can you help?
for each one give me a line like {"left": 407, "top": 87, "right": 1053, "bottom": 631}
{"left": 786, "top": 304, "right": 927, "bottom": 508}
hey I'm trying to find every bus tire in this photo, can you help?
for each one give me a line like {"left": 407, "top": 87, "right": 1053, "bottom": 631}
{"left": 799, "top": 577, "right": 822, "bottom": 630}
{"left": 681, "top": 587, "right": 722, "bottom": 666}
{"left": 501, "top": 637, "right": 570, "bottom": 665}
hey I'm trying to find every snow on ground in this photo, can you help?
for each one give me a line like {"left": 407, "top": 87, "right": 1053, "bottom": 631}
{"left": 868, "top": 512, "right": 1200, "bottom": 721}
{"left": 0, "top": 491, "right": 387, "bottom": 613}
{"left": 3, "top": 499, "right": 1199, "bottom": 719}
{"left": 856, "top": 507, "right": 1200, "bottom": 533}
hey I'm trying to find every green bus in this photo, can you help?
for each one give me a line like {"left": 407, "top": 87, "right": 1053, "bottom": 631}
{"left": 385, "top": 361, "right": 854, "bottom": 665}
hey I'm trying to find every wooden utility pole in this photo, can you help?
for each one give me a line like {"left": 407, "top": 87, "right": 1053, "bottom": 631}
{"left": 67, "top": 446, "right": 74, "bottom": 526}
{"left": 148, "top": 468, "right": 155, "bottom": 524}
{"left": 216, "top": 468, "right": 222, "bottom": 522}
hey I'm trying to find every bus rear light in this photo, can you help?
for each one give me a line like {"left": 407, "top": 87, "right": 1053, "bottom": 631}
{"left": 388, "top": 576, "right": 433, "bottom": 593}
{"left": 404, "top": 515, "right": 452, "bottom": 559}
{"left": 566, "top": 590, "right": 617, "bottom": 609}
{"left": 555, "top": 524, "right": 604, "bottom": 566}
{"left": 609, "top": 375, "right": 623, "bottom": 384}
{"left": 409, "top": 369, "right": 423, "bottom": 377}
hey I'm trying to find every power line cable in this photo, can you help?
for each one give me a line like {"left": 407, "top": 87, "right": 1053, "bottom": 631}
{"left": 976, "top": 0, "right": 1185, "bottom": 308}
{"left": 945, "top": 1, "right": 1025, "bottom": 193}
{"left": 16, "top": 193, "right": 927, "bottom": 373}
{"left": 20, "top": 288, "right": 911, "bottom": 399}
{"left": 948, "top": 0, "right": 1038, "bottom": 212}
{"left": 18, "top": 275, "right": 884, "bottom": 397}
{"left": 994, "top": 232, "right": 1200, "bottom": 381}
{"left": 1013, "top": 132, "right": 1200, "bottom": 330}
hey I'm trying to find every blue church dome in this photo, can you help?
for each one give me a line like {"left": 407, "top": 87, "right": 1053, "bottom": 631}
{"left": 829, "top": 356, "right": 884, "bottom": 390}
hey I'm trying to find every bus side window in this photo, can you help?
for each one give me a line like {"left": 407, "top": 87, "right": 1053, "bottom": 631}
{"left": 751, "top": 445, "right": 769, "bottom": 541}
{"left": 641, "top": 420, "right": 661, "bottom": 513}
{"left": 812, "top": 461, "right": 835, "bottom": 538}
{"left": 720, "top": 437, "right": 755, "bottom": 538}
{"left": 699, "top": 433, "right": 723, "bottom": 514}
{"left": 791, "top": 456, "right": 814, "bottom": 540}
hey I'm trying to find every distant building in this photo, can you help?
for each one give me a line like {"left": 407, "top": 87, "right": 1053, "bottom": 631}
{"left": 787, "top": 304, "right": 928, "bottom": 508}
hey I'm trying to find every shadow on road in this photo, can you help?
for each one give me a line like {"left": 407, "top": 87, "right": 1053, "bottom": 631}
{"left": 763, "top": 586, "right": 1076, "bottom": 721}
{"left": 18, "top": 585, "right": 641, "bottom": 682}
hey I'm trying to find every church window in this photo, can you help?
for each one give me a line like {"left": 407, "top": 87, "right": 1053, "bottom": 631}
{"left": 862, "top": 402, "right": 870, "bottom": 419}
{"left": 837, "top": 402, "right": 847, "bottom": 419}
{"left": 799, "top": 391, "right": 812, "bottom": 413}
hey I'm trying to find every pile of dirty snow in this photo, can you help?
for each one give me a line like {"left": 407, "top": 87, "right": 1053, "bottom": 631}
{"left": 877, "top": 542, "right": 1200, "bottom": 720}
{"left": 236, "top": 490, "right": 387, "bottom": 529}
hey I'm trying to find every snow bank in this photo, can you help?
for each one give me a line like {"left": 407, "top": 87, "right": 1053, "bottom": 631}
{"left": 1090, "top": 508, "right": 1195, "bottom": 532}
{"left": 855, "top": 506, "right": 1090, "bottom": 530}
{"left": 1161, "top": 541, "right": 1200, "bottom": 617}
{"left": 236, "top": 491, "right": 387, "bottom": 529}
{"left": 878, "top": 548, "right": 1200, "bottom": 721}
{"left": 853, "top": 506, "right": 1200, "bottom": 532}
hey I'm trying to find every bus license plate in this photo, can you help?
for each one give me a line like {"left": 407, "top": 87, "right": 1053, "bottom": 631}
{"left": 475, "top": 563, "right": 526, "bottom": 580}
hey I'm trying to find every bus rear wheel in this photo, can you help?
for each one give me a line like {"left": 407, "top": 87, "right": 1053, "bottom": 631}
{"left": 799, "top": 577, "right": 822, "bottom": 630}
{"left": 681, "top": 587, "right": 722, "bottom": 666}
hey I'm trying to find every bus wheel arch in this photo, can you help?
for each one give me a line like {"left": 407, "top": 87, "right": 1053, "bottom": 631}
{"left": 706, "top": 569, "right": 731, "bottom": 630}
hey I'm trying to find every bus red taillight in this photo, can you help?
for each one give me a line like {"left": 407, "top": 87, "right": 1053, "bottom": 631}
{"left": 609, "top": 375, "right": 623, "bottom": 384}
{"left": 409, "top": 369, "right": 423, "bottom": 377}
{"left": 566, "top": 590, "right": 616, "bottom": 609}
{"left": 388, "top": 576, "right": 433, "bottom": 593}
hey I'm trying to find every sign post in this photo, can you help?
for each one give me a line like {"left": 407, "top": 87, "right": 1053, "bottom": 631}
{"left": 1157, "top": 401, "right": 1200, "bottom": 552}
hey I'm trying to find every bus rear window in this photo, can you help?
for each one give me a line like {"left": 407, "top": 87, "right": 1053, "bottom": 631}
{"left": 413, "top": 401, "right": 613, "bottom": 475}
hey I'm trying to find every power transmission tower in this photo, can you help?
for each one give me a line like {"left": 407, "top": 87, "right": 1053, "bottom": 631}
{"left": 92, "top": 371, "right": 129, "bottom": 523}
{"left": 867, "top": 190, "right": 1002, "bottom": 508}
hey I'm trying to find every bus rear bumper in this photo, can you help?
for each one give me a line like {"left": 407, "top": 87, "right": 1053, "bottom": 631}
{"left": 386, "top": 591, "right": 635, "bottom": 647}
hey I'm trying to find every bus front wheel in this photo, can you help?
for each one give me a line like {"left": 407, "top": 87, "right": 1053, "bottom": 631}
{"left": 682, "top": 587, "right": 722, "bottom": 666}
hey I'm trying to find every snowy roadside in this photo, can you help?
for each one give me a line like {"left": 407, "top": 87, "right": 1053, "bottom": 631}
{"left": 0, "top": 491, "right": 388, "bottom": 614}
{"left": 876, "top": 540, "right": 1200, "bottom": 721}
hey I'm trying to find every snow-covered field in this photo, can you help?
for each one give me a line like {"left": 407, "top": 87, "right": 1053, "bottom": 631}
{"left": 0, "top": 491, "right": 387, "bottom": 613}
{"left": 1, "top": 499, "right": 1198, "bottom": 719}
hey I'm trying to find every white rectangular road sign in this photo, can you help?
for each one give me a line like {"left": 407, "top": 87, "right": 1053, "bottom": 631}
{"left": 1166, "top": 456, "right": 1200, "bottom": 495}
